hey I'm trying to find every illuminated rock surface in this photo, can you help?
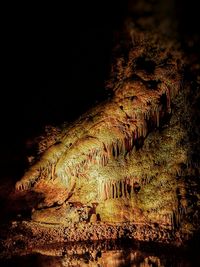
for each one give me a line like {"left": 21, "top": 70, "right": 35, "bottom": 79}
{"left": 0, "top": 0, "right": 200, "bottom": 263}
{"left": 13, "top": 25, "right": 199, "bottom": 246}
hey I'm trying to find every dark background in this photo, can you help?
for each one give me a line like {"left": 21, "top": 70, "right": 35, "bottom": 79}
{"left": 1, "top": 0, "right": 129, "bottom": 178}
{"left": 1, "top": 0, "right": 199, "bottom": 178}
{"left": 2, "top": 1, "right": 128, "bottom": 139}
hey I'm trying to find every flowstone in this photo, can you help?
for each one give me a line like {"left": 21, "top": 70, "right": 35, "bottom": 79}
{"left": 13, "top": 3, "right": 200, "bottom": 246}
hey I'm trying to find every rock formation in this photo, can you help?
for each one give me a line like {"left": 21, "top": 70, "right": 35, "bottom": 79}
{"left": 4, "top": 0, "right": 200, "bottom": 249}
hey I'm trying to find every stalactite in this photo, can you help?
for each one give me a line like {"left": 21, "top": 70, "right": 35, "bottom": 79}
{"left": 126, "top": 137, "right": 131, "bottom": 152}
{"left": 98, "top": 177, "right": 145, "bottom": 199}
{"left": 116, "top": 182, "right": 118, "bottom": 198}
{"left": 146, "top": 110, "right": 150, "bottom": 120}
{"left": 117, "top": 139, "right": 121, "bottom": 155}
{"left": 171, "top": 212, "right": 174, "bottom": 229}
{"left": 175, "top": 209, "right": 179, "bottom": 228}
{"left": 115, "top": 142, "right": 118, "bottom": 158}
{"left": 176, "top": 166, "right": 182, "bottom": 176}
{"left": 132, "top": 113, "right": 137, "bottom": 120}
{"left": 107, "top": 181, "right": 110, "bottom": 198}
{"left": 125, "top": 181, "right": 129, "bottom": 198}
{"left": 113, "top": 182, "right": 115, "bottom": 198}
{"left": 180, "top": 198, "right": 187, "bottom": 214}
{"left": 51, "top": 164, "right": 55, "bottom": 179}
{"left": 134, "top": 129, "right": 137, "bottom": 140}
{"left": 156, "top": 108, "right": 160, "bottom": 127}
{"left": 168, "top": 212, "right": 174, "bottom": 228}
{"left": 104, "top": 182, "right": 107, "bottom": 200}
{"left": 122, "top": 181, "right": 125, "bottom": 198}
{"left": 112, "top": 143, "right": 115, "bottom": 158}
{"left": 166, "top": 88, "right": 171, "bottom": 112}
{"left": 113, "top": 142, "right": 117, "bottom": 159}
{"left": 108, "top": 144, "right": 111, "bottom": 158}
{"left": 109, "top": 181, "right": 112, "bottom": 199}
{"left": 105, "top": 154, "right": 108, "bottom": 165}
{"left": 130, "top": 179, "right": 133, "bottom": 197}
{"left": 138, "top": 125, "right": 142, "bottom": 138}
{"left": 106, "top": 182, "right": 110, "bottom": 199}
{"left": 112, "top": 181, "right": 115, "bottom": 199}
{"left": 117, "top": 181, "right": 120, "bottom": 198}
{"left": 130, "top": 135, "right": 134, "bottom": 149}
{"left": 119, "top": 181, "right": 122, "bottom": 198}
{"left": 176, "top": 209, "right": 180, "bottom": 227}
{"left": 121, "top": 138, "right": 125, "bottom": 155}
{"left": 169, "top": 82, "right": 175, "bottom": 99}
{"left": 46, "top": 164, "right": 51, "bottom": 177}
{"left": 143, "top": 121, "right": 147, "bottom": 137}
{"left": 110, "top": 183, "right": 113, "bottom": 198}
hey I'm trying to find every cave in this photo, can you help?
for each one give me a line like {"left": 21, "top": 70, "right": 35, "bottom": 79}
{"left": 0, "top": 0, "right": 200, "bottom": 266}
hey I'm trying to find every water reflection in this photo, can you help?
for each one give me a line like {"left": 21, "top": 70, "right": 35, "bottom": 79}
{"left": 1, "top": 240, "right": 198, "bottom": 267}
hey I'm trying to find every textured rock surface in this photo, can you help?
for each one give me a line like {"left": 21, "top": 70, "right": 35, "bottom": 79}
{"left": 1, "top": 0, "right": 200, "bottom": 253}
{"left": 16, "top": 31, "right": 184, "bottom": 225}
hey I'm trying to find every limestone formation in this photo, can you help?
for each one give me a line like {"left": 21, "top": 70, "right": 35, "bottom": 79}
{"left": 12, "top": 1, "right": 200, "bottom": 246}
